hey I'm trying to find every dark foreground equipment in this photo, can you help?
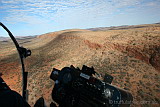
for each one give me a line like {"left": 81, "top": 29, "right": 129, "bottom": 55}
{"left": 50, "top": 65, "right": 133, "bottom": 107}
{"left": 0, "top": 22, "right": 31, "bottom": 101}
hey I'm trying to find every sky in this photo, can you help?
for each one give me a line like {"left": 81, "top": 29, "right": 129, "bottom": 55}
{"left": 0, "top": 0, "right": 160, "bottom": 37}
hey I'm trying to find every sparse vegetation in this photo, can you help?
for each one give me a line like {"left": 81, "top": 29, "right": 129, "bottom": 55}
{"left": 0, "top": 24, "right": 160, "bottom": 107}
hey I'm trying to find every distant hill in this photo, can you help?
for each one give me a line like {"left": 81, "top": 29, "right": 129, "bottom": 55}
{"left": 0, "top": 23, "right": 160, "bottom": 107}
{"left": 88, "top": 23, "right": 160, "bottom": 31}
{"left": 0, "top": 37, "right": 9, "bottom": 41}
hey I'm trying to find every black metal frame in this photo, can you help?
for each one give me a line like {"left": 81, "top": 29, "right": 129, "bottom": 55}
{"left": 0, "top": 22, "right": 31, "bottom": 101}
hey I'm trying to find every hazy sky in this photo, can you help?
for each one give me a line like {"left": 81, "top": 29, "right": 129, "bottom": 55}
{"left": 0, "top": 0, "right": 160, "bottom": 37}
